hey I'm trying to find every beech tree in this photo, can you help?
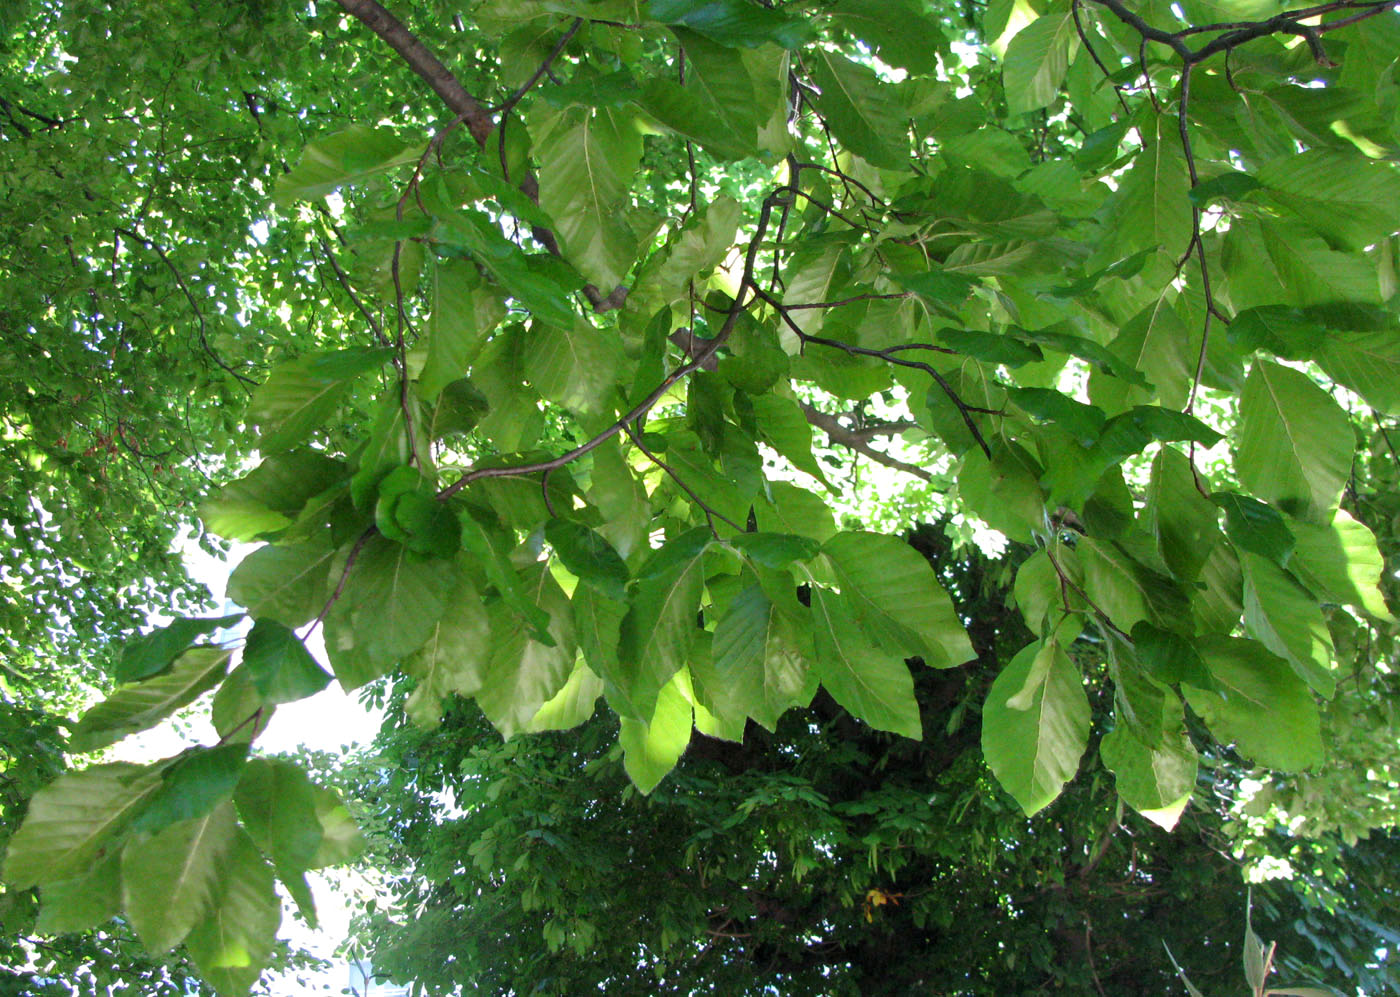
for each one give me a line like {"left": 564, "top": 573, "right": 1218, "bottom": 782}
{"left": 2, "top": 0, "right": 1399, "bottom": 993}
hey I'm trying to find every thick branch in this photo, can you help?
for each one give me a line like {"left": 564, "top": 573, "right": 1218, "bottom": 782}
{"left": 332, "top": 0, "right": 494, "bottom": 144}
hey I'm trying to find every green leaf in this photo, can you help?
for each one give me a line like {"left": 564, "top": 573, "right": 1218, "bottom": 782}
{"left": 619, "top": 670, "right": 693, "bottom": 794}
{"left": 1240, "top": 552, "right": 1337, "bottom": 698}
{"left": 323, "top": 537, "right": 459, "bottom": 690}
{"left": 728, "top": 532, "right": 820, "bottom": 569}
{"left": 122, "top": 801, "right": 239, "bottom": 953}
{"left": 1078, "top": 537, "right": 1189, "bottom": 634}
{"left": 810, "top": 588, "right": 922, "bottom": 739}
{"left": 531, "top": 104, "right": 642, "bottom": 289}
{"left": 1237, "top": 360, "right": 1354, "bottom": 520}
{"left": 982, "top": 639, "right": 1091, "bottom": 816}
{"left": 1131, "top": 622, "right": 1214, "bottom": 690}
{"left": 1009, "top": 387, "right": 1105, "bottom": 445}
{"left": 1185, "top": 637, "right": 1324, "bottom": 771}
{"left": 958, "top": 443, "right": 1046, "bottom": 541}
{"left": 619, "top": 535, "right": 708, "bottom": 721}
{"left": 936, "top": 327, "right": 1043, "bottom": 367}
{"left": 1146, "top": 446, "right": 1219, "bottom": 582}
{"left": 72, "top": 647, "right": 232, "bottom": 753}
{"left": 34, "top": 854, "right": 121, "bottom": 935}
{"left": 419, "top": 258, "right": 507, "bottom": 400}
{"left": 1101, "top": 699, "right": 1198, "bottom": 830}
{"left": 546, "top": 518, "right": 629, "bottom": 601}
{"left": 4, "top": 762, "right": 164, "bottom": 889}
{"left": 828, "top": 0, "right": 943, "bottom": 73}
{"left": 1002, "top": 12, "right": 1076, "bottom": 115}
{"left": 525, "top": 660, "right": 604, "bottom": 733}
{"left": 274, "top": 124, "right": 424, "bottom": 204}
{"left": 115, "top": 614, "right": 242, "bottom": 684}
{"left": 1214, "top": 492, "right": 1296, "bottom": 566}
{"left": 131, "top": 744, "right": 250, "bottom": 835}
{"left": 1288, "top": 509, "right": 1394, "bottom": 620}
{"left": 1015, "top": 327, "right": 1152, "bottom": 388}
{"left": 309, "top": 784, "right": 365, "bottom": 868}
{"left": 648, "top": 0, "right": 814, "bottom": 48}
{"left": 523, "top": 318, "right": 624, "bottom": 419}
{"left": 227, "top": 541, "right": 338, "bottom": 628}
{"left": 404, "top": 573, "right": 492, "bottom": 727}
{"left": 807, "top": 49, "right": 909, "bottom": 169}
{"left": 233, "top": 758, "right": 324, "bottom": 924}
{"left": 749, "top": 393, "right": 827, "bottom": 482}
{"left": 183, "top": 826, "right": 281, "bottom": 997}
{"left": 241, "top": 619, "right": 332, "bottom": 705}
{"left": 822, "top": 531, "right": 974, "bottom": 668}
{"left": 247, "top": 347, "right": 392, "bottom": 453}
{"left": 476, "top": 566, "right": 578, "bottom": 739}
{"left": 1315, "top": 331, "right": 1400, "bottom": 416}
{"left": 707, "top": 581, "right": 812, "bottom": 731}
{"left": 1256, "top": 148, "right": 1400, "bottom": 252}
{"left": 199, "top": 451, "right": 346, "bottom": 542}
{"left": 1101, "top": 115, "right": 1191, "bottom": 260}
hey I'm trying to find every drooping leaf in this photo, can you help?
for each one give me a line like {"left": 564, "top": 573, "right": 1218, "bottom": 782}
{"left": 122, "top": 801, "right": 240, "bottom": 953}
{"left": 619, "top": 533, "right": 709, "bottom": 721}
{"left": 1240, "top": 552, "right": 1337, "bottom": 698}
{"left": 982, "top": 638, "right": 1091, "bottom": 816}
{"left": 71, "top": 647, "right": 232, "bottom": 753}
{"left": 183, "top": 826, "right": 281, "bottom": 997}
{"left": 822, "top": 531, "right": 974, "bottom": 668}
{"left": 1237, "top": 359, "right": 1354, "bottom": 520}
{"left": 1101, "top": 698, "right": 1198, "bottom": 830}
{"left": 322, "top": 536, "right": 459, "bottom": 690}
{"left": 475, "top": 565, "right": 579, "bottom": 739}
{"left": 810, "top": 588, "right": 921, "bottom": 739}
{"left": 4, "top": 762, "right": 165, "bottom": 890}
{"left": 1287, "top": 509, "right": 1394, "bottom": 621}
{"left": 1185, "top": 637, "right": 1323, "bottom": 771}
{"left": 619, "top": 670, "right": 694, "bottom": 794}
{"left": 403, "top": 573, "right": 493, "bottom": 728}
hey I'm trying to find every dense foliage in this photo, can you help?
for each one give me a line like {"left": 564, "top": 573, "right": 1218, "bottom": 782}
{"left": 352, "top": 528, "right": 1400, "bottom": 995}
{"left": 2, "top": 0, "right": 1399, "bottom": 993}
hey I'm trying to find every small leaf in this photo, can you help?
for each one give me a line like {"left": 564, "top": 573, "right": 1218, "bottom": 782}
{"left": 115, "top": 615, "right": 242, "bottom": 684}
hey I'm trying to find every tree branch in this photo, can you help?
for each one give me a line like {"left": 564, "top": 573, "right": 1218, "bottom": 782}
{"left": 799, "top": 403, "right": 932, "bottom": 482}
{"left": 332, "top": 0, "right": 627, "bottom": 312}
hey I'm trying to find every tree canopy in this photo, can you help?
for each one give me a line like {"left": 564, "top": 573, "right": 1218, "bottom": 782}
{"left": 2, "top": 0, "right": 1399, "bottom": 993}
